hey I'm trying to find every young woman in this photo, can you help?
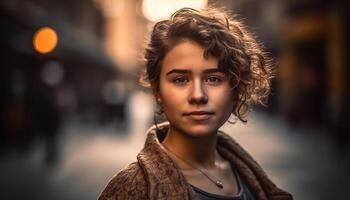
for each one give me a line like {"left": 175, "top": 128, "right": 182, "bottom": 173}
{"left": 99, "top": 7, "right": 293, "bottom": 200}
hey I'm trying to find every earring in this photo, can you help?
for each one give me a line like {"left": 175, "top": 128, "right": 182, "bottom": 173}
{"left": 154, "top": 97, "right": 163, "bottom": 115}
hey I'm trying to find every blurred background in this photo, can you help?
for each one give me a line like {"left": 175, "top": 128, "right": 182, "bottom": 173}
{"left": 0, "top": 0, "right": 349, "bottom": 199}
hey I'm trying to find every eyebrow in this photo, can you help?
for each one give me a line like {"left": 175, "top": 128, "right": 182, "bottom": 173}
{"left": 166, "top": 68, "right": 225, "bottom": 76}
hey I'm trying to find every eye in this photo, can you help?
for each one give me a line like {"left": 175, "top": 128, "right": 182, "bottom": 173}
{"left": 205, "top": 76, "right": 223, "bottom": 84}
{"left": 172, "top": 76, "right": 189, "bottom": 85}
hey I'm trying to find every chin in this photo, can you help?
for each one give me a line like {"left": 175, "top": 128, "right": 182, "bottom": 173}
{"left": 181, "top": 124, "right": 219, "bottom": 138}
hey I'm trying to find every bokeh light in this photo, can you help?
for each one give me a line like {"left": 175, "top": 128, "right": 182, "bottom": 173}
{"left": 142, "top": 0, "right": 207, "bottom": 22}
{"left": 40, "top": 61, "right": 64, "bottom": 86}
{"left": 33, "top": 27, "right": 58, "bottom": 54}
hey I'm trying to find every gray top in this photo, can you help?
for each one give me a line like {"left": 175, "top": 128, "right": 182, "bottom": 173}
{"left": 192, "top": 168, "right": 256, "bottom": 200}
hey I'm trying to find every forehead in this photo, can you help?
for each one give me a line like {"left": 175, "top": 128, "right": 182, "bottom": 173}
{"left": 161, "top": 40, "right": 219, "bottom": 74}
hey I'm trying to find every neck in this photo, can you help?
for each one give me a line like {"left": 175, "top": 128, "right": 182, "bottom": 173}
{"left": 162, "top": 125, "right": 218, "bottom": 169}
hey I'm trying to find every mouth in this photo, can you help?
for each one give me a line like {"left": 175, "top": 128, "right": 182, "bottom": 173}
{"left": 183, "top": 111, "right": 214, "bottom": 121}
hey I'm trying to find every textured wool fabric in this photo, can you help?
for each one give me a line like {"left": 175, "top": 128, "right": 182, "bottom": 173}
{"left": 98, "top": 122, "right": 293, "bottom": 200}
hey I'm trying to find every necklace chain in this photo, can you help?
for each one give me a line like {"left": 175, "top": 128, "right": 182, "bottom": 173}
{"left": 163, "top": 145, "right": 224, "bottom": 189}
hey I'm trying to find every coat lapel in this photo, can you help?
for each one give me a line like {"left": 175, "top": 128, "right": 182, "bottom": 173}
{"left": 136, "top": 123, "right": 197, "bottom": 200}
{"left": 217, "top": 131, "right": 293, "bottom": 200}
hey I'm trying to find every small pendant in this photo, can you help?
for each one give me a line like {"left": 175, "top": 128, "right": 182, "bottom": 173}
{"left": 216, "top": 180, "right": 224, "bottom": 189}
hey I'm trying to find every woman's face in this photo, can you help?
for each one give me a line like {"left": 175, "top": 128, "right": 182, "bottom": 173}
{"left": 157, "top": 40, "right": 234, "bottom": 137}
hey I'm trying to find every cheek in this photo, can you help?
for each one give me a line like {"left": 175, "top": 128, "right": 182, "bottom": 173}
{"left": 159, "top": 83, "right": 185, "bottom": 113}
{"left": 210, "top": 87, "right": 234, "bottom": 112}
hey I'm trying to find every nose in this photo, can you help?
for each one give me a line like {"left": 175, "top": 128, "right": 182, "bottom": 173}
{"left": 188, "top": 79, "right": 208, "bottom": 105}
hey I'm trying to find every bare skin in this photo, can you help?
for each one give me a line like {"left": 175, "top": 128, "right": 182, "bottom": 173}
{"left": 162, "top": 136, "right": 240, "bottom": 196}
{"left": 156, "top": 40, "right": 240, "bottom": 196}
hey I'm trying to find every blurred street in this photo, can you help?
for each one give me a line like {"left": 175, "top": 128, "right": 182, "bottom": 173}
{"left": 0, "top": 90, "right": 349, "bottom": 200}
{"left": 1, "top": 0, "right": 349, "bottom": 199}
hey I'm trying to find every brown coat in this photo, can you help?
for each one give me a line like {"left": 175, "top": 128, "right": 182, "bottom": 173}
{"left": 98, "top": 123, "right": 293, "bottom": 200}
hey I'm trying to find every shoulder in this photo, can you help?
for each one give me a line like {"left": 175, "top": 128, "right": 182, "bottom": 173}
{"left": 217, "top": 131, "right": 293, "bottom": 199}
{"left": 98, "top": 162, "right": 148, "bottom": 200}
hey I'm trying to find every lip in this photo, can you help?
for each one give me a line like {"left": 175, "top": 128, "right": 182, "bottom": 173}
{"left": 183, "top": 111, "right": 214, "bottom": 121}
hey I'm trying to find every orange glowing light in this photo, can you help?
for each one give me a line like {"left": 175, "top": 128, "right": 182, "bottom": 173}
{"left": 33, "top": 27, "right": 58, "bottom": 54}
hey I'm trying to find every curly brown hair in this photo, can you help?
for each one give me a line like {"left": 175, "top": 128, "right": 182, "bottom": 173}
{"left": 141, "top": 7, "right": 274, "bottom": 123}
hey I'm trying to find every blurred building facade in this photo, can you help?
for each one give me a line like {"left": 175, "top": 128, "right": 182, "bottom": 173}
{"left": 278, "top": 0, "right": 349, "bottom": 147}
{"left": 1, "top": 0, "right": 349, "bottom": 149}
{"left": 0, "top": 0, "right": 124, "bottom": 150}
{"left": 210, "top": 0, "right": 350, "bottom": 147}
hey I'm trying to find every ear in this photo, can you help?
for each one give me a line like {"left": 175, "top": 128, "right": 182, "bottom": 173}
{"left": 151, "top": 84, "right": 162, "bottom": 103}
{"left": 154, "top": 93, "right": 161, "bottom": 103}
